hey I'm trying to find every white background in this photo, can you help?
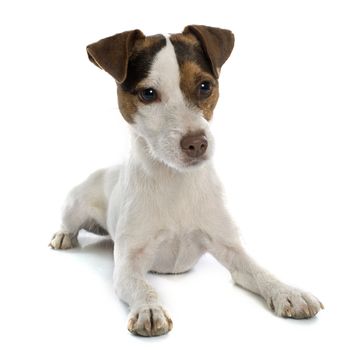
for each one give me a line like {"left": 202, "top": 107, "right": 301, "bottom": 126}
{"left": 0, "top": 0, "right": 349, "bottom": 349}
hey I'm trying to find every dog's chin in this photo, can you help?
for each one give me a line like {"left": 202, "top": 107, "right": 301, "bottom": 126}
{"left": 163, "top": 156, "right": 210, "bottom": 173}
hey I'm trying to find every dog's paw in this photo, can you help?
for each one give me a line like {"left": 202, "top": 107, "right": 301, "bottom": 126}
{"left": 267, "top": 286, "right": 324, "bottom": 319}
{"left": 127, "top": 305, "right": 173, "bottom": 337}
{"left": 49, "top": 232, "right": 77, "bottom": 250}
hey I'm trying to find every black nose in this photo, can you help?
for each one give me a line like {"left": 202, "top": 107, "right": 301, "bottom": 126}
{"left": 180, "top": 133, "right": 208, "bottom": 158}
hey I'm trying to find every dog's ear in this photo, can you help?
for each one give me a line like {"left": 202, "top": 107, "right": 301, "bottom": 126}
{"left": 183, "top": 25, "right": 234, "bottom": 78}
{"left": 86, "top": 30, "right": 145, "bottom": 84}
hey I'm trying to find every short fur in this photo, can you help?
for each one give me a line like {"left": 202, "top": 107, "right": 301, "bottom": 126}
{"left": 50, "top": 25, "right": 323, "bottom": 337}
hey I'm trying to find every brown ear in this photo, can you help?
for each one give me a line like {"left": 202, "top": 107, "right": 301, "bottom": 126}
{"left": 183, "top": 25, "right": 234, "bottom": 78}
{"left": 86, "top": 29, "right": 145, "bottom": 84}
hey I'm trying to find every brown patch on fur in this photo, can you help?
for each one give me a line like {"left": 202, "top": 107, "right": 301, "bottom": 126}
{"left": 170, "top": 32, "right": 198, "bottom": 46}
{"left": 117, "top": 34, "right": 166, "bottom": 123}
{"left": 170, "top": 32, "right": 219, "bottom": 121}
{"left": 133, "top": 34, "right": 165, "bottom": 51}
{"left": 183, "top": 25, "right": 235, "bottom": 78}
{"left": 170, "top": 25, "right": 234, "bottom": 121}
{"left": 170, "top": 33, "right": 213, "bottom": 74}
{"left": 88, "top": 32, "right": 166, "bottom": 123}
{"left": 121, "top": 34, "right": 166, "bottom": 93}
{"left": 179, "top": 61, "right": 219, "bottom": 121}
{"left": 117, "top": 87, "right": 138, "bottom": 123}
{"left": 87, "top": 30, "right": 145, "bottom": 84}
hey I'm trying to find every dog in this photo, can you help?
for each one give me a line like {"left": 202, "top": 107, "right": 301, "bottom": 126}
{"left": 50, "top": 25, "right": 323, "bottom": 337}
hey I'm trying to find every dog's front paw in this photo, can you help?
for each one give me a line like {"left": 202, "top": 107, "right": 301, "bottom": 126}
{"left": 127, "top": 305, "right": 173, "bottom": 337}
{"left": 267, "top": 286, "right": 324, "bottom": 319}
{"left": 49, "top": 232, "right": 77, "bottom": 250}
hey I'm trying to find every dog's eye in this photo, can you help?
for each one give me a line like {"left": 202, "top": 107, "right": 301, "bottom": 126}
{"left": 138, "top": 88, "right": 158, "bottom": 103}
{"left": 198, "top": 81, "right": 212, "bottom": 98}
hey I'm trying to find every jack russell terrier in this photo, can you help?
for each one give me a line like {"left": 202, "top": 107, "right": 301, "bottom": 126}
{"left": 50, "top": 25, "right": 323, "bottom": 337}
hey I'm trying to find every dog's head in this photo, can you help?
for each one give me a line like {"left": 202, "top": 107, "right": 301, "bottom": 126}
{"left": 87, "top": 25, "right": 234, "bottom": 170}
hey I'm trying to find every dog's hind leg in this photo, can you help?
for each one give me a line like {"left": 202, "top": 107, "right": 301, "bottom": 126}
{"left": 50, "top": 168, "right": 110, "bottom": 250}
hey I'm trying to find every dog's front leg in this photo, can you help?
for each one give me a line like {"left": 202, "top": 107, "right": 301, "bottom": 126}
{"left": 113, "top": 237, "right": 173, "bottom": 337}
{"left": 206, "top": 218, "right": 324, "bottom": 319}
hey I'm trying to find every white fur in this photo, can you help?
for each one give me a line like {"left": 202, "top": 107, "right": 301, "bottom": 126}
{"left": 50, "top": 39, "right": 323, "bottom": 336}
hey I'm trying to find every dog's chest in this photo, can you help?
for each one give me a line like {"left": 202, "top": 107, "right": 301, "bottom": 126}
{"left": 109, "top": 162, "right": 224, "bottom": 273}
{"left": 144, "top": 169, "right": 221, "bottom": 230}
{"left": 110, "top": 162, "right": 223, "bottom": 241}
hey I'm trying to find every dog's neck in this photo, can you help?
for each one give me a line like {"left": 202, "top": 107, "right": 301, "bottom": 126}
{"left": 129, "top": 131, "right": 212, "bottom": 181}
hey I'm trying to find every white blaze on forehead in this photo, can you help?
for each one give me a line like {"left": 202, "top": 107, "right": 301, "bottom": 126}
{"left": 136, "top": 36, "right": 208, "bottom": 139}
{"left": 146, "top": 38, "right": 183, "bottom": 104}
{"left": 133, "top": 37, "right": 213, "bottom": 170}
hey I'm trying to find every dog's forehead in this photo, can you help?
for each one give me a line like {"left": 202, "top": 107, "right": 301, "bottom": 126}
{"left": 121, "top": 32, "right": 212, "bottom": 92}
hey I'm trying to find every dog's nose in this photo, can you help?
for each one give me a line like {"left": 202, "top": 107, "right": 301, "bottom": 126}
{"left": 180, "top": 133, "right": 208, "bottom": 158}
